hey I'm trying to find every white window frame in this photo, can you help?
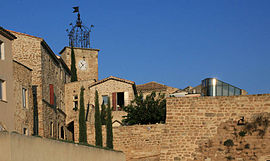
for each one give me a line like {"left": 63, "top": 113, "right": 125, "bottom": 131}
{"left": 22, "top": 87, "right": 28, "bottom": 108}
{"left": 0, "top": 80, "right": 6, "bottom": 101}
{"left": 0, "top": 41, "right": 4, "bottom": 60}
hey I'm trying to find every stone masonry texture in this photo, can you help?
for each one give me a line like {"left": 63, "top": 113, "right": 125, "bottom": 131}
{"left": 161, "top": 94, "right": 270, "bottom": 161}
{"left": 13, "top": 61, "right": 33, "bottom": 135}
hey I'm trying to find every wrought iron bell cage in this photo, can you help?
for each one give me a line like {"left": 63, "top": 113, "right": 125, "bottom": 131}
{"left": 67, "top": 9, "right": 93, "bottom": 48}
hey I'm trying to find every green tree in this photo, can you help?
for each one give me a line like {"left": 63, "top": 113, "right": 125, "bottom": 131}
{"left": 101, "top": 102, "right": 107, "bottom": 125}
{"left": 70, "top": 45, "right": 77, "bottom": 82}
{"left": 106, "top": 98, "right": 113, "bottom": 149}
{"left": 79, "top": 86, "right": 87, "bottom": 143}
{"left": 95, "top": 90, "right": 103, "bottom": 146}
{"left": 122, "top": 92, "right": 166, "bottom": 125}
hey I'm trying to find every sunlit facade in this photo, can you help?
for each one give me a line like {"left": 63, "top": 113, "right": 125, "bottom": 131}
{"left": 201, "top": 78, "right": 242, "bottom": 96}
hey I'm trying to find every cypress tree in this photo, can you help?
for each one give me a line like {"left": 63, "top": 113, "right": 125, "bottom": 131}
{"left": 70, "top": 45, "right": 77, "bottom": 82}
{"left": 95, "top": 90, "right": 103, "bottom": 146}
{"left": 100, "top": 102, "right": 106, "bottom": 125}
{"left": 79, "top": 86, "right": 87, "bottom": 143}
{"left": 106, "top": 97, "right": 113, "bottom": 149}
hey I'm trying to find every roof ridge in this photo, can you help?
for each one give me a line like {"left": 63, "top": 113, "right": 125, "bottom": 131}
{"left": 7, "top": 29, "right": 43, "bottom": 40}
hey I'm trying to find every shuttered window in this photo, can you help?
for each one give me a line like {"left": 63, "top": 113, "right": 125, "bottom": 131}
{"left": 49, "top": 84, "right": 54, "bottom": 105}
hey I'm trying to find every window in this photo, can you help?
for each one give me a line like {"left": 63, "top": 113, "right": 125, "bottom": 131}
{"left": 23, "top": 127, "right": 29, "bottom": 135}
{"left": 0, "top": 80, "right": 2, "bottom": 100}
{"left": 0, "top": 41, "right": 4, "bottom": 60}
{"left": 49, "top": 84, "right": 54, "bottom": 105}
{"left": 60, "top": 126, "right": 64, "bottom": 139}
{"left": 73, "top": 95, "right": 78, "bottom": 110}
{"left": 22, "top": 88, "right": 28, "bottom": 108}
{"left": 102, "top": 95, "right": 109, "bottom": 105}
{"left": 50, "top": 122, "right": 54, "bottom": 137}
{"left": 0, "top": 80, "right": 6, "bottom": 101}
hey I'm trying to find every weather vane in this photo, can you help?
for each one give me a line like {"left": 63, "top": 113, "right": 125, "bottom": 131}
{"left": 66, "top": 6, "right": 94, "bottom": 48}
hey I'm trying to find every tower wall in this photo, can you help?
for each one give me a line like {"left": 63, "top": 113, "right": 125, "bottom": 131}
{"left": 60, "top": 47, "right": 99, "bottom": 81}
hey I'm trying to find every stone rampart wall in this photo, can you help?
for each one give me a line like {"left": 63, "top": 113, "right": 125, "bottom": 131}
{"left": 161, "top": 94, "right": 270, "bottom": 161}
{"left": 87, "top": 124, "right": 165, "bottom": 161}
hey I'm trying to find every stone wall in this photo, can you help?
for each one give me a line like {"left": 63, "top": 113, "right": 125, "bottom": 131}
{"left": 161, "top": 94, "right": 270, "bottom": 161}
{"left": 60, "top": 47, "right": 99, "bottom": 81}
{"left": 0, "top": 131, "right": 125, "bottom": 161}
{"left": 10, "top": 31, "right": 44, "bottom": 135}
{"left": 87, "top": 124, "right": 165, "bottom": 161}
{"left": 13, "top": 60, "right": 33, "bottom": 135}
{"left": 11, "top": 31, "right": 71, "bottom": 138}
{"left": 41, "top": 44, "right": 69, "bottom": 138}
{"left": 65, "top": 79, "right": 136, "bottom": 142}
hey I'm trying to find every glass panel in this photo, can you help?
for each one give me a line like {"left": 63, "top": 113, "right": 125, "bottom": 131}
{"left": 217, "top": 80, "right": 222, "bottom": 86}
{"left": 217, "top": 85, "right": 222, "bottom": 96}
{"left": 222, "top": 83, "right": 229, "bottom": 96}
{"left": 22, "top": 88, "right": 26, "bottom": 108}
{"left": 229, "top": 86, "right": 234, "bottom": 96}
{"left": 208, "top": 86, "right": 214, "bottom": 96}
{"left": 102, "top": 95, "right": 109, "bottom": 105}
{"left": 235, "top": 88, "right": 241, "bottom": 95}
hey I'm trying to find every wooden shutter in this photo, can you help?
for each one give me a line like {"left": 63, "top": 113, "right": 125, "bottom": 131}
{"left": 112, "top": 92, "right": 117, "bottom": 111}
{"left": 49, "top": 84, "right": 54, "bottom": 105}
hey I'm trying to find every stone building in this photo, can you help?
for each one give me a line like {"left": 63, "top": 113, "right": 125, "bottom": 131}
{"left": 13, "top": 60, "right": 33, "bottom": 135}
{"left": 0, "top": 27, "right": 16, "bottom": 131}
{"left": 10, "top": 30, "right": 71, "bottom": 138}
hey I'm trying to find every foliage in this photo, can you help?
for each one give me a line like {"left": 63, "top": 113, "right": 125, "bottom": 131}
{"left": 95, "top": 90, "right": 103, "bottom": 146}
{"left": 225, "top": 156, "right": 234, "bottom": 161}
{"left": 101, "top": 102, "right": 107, "bottom": 125}
{"left": 79, "top": 86, "right": 87, "bottom": 143}
{"left": 70, "top": 45, "right": 77, "bottom": 82}
{"left": 244, "top": 143, "right": 250, "bottom": 149}
{"left": 224, "top": 139, "right": 234, "bottom": 147}
{"left": 122, "top": 92, "right": 166, "bottom": 125}
{"left": 238, "top": 131, "right": 246, "bottom": 137}
{"left": 106, "top": 97, "right": 113, "bottom": 149}
{"left": 244, "top": 113, "right": 270, "bottom": 138}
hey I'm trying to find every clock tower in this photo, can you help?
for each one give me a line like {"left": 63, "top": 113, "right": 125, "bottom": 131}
{"left": 60, "top": 6, "right": 99, "bottom": 81}
{"left": 60, "top": 47, "right": 99, "bottom": 81}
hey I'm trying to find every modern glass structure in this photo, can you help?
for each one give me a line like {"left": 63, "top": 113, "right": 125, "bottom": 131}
{"left": 201, "top": 78, "right": 242, "bottom": 96}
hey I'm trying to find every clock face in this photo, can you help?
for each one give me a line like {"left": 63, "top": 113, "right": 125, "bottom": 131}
{"left": 78, "top": 60, "right": 87, "bottom": 71}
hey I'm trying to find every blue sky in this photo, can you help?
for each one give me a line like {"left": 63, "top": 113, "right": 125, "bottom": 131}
{"left": 1, "top": 0, "right": 270, "bottom": 94}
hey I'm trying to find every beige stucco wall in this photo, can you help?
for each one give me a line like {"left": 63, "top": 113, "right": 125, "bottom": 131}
{"left": 60, "top": 47, "right": 99, "bottom": 81}
{"left": 13, "top": 61, "right": 33, "bottom": 135}
{"left": 0, "top": 34, "right": 15, "bottom": 131}
{"left": 0, "top": 131, "right": 125, "bottom": 161}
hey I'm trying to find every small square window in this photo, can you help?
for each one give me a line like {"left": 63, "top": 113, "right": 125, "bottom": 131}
{"left": 23, "top": 128, "right": 28, "bottom": 135}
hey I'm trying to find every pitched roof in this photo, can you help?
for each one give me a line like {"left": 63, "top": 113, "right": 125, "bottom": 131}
{"left": 89, "top": 76, "right": 135, "bottom": 88}
{"left": 8, "top": 29, "right": 71, "bottom": 75}
{"left": 7, "top": 29, "right": 42, "bottom": 40}
{"left": 136, "top": 81, "right": 173, "bottom": 92}
{"left": 0, "top": 27, "right": 17, "bottom": 40}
